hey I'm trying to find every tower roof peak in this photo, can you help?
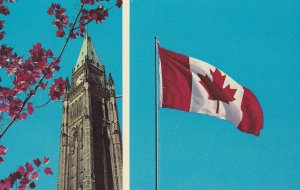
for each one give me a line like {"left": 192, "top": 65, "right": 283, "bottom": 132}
{"left": 74, "top": 35, "right": 101, "bottom": 71}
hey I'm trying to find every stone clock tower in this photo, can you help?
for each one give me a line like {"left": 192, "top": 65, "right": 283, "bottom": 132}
{"left": 57, "top": 36, "right": 122, "bottom": 190}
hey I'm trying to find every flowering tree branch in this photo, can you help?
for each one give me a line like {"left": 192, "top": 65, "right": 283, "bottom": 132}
{"left": 0, "top": 3, "right": 84, "bottom": 139}
{"left": 0, "top": 157, "right": 53, "bottom": 189}
{"left": 0, "top": 0, "right": 122, "bottom": 139}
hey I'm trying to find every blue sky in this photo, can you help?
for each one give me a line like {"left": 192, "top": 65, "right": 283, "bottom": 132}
{"left": 0, "top": 1, "right": 121, "bottom": 189}
{"left": 131, "top": 1, "right": 300, "bottom": 190}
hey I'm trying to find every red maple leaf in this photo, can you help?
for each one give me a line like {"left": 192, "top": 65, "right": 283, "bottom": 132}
{"left": 17, "top": 166, "right": 26, "bottom": 175}
{"left": 198, "top": 68, "right": 237, "bottom": 113}
{"left": 44, "top": 167, "right": 53, "bottom": 175}
{"left": 29, "top": 181, "right": 36, "bottom": 188}
{"left": 0, "top": 145, "right": 7, "bottom": 156}
{"left": 43, "top": 157, "right": 49, "bottom": 164}
{"left": 27, "top": 102, "right": 34, "bottom": 115}
{"left": 49, "top": 77, "right": 66, "bottom": 100}
{"left": 25, "top": 162, "right": 34, "bottom": 173}
{"left": 32, "top": 172, "right": 39, "bottom": 180}
{"left": 33, "top": 158, "right": 41, "bottom": 167}
{"left": 116, "top": 0, "right": 123, "bottom": 8}
{"left": 0, "top": 145, "right": 7, "bottom": 164}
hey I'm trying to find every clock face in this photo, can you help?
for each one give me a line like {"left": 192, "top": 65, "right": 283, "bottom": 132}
{"left": 76, "top": 73, "right": 84, "bottom": 86}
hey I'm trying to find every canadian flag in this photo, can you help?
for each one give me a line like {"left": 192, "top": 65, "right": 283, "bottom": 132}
{"left": 158, "top": 46, "right": 263, "bottom": 136}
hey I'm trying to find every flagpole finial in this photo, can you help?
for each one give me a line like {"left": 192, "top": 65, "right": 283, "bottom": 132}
{"left": 154, "top": 36, "right": 160, "bottom": 47}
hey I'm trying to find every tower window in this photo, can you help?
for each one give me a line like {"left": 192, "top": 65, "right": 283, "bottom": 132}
{"left": 109, "top": 103, "right": 114, "bottom": 120}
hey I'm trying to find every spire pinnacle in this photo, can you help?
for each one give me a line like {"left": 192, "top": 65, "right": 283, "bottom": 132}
{"left": 86, "top": 24, "right": 89, "bottom": 36}
{"left": 74, "top": 35, "right": 101, "bottom": 71}
{"left": 64, "top": 77, "right": 70, "bottom": 93}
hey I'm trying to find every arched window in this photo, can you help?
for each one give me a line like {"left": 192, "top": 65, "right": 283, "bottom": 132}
{"left": 80, "top": 126, "right": 83, "bottom": 149}
{"left": 75, "top": 101, "right": 78, "bottom": 117}
{"left": 78, "top": 97, "right": 82, "bottom": 116}
{"left": 69, "top": 104, "right": 73, "bottom": 120}
{"left": 72, "top": 104, "right": 74, "bottom": 120}
{"left": 102, "top": 104, "right": 106, "bottom": 120}
{"left": 109, "top": 102, "right": 114, "bottom": 121}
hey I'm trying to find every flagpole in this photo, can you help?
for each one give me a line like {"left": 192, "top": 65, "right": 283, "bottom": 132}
{"left": 154, "top": 36, "right": 159, "bottom": 190}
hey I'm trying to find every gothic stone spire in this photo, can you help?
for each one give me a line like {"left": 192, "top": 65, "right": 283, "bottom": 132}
{"left": 74, "top": 35, "right": 102, "bottom": 71}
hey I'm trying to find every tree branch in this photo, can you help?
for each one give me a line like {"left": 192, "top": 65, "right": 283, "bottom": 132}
{"left": 0, "top": 3, "right": 85, "bottom": 139}
{"left": 73, "top": 5, "right": 117, "bottom": 30}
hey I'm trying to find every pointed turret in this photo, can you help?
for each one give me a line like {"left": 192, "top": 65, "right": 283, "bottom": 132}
{"left": 107, "top": 73, "right": 115, "bottom": 90}
{"left": 74, "top": 35, "right": 102, "bottom": 71}
{"left": 64, "top": 77, "right": 70, "bottom": 93}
